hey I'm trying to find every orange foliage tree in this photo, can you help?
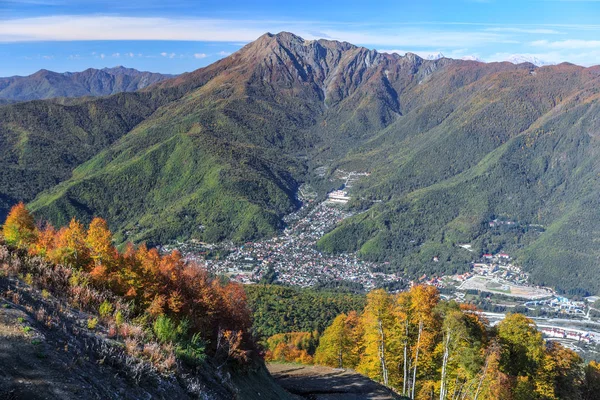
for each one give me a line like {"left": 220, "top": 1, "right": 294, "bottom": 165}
{"left": 1, "top": 204, "right": 254, "bottom": 361}
{"left": 2, "top": 202, "right": 36, "bottom": 248}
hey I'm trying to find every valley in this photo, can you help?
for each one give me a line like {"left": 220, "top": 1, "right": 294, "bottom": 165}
{"left": 5, "top": 0, "right": 600, "bottom": 396}
{"left": 2, "top": 32, "right": 600, "bottom": 296}
{"left": 162, "top": 195, "right": 600, "bottom": 358}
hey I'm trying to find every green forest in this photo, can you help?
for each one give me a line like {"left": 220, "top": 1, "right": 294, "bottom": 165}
{"left": 3, "top": 32, "right": 600, "bottom": 295}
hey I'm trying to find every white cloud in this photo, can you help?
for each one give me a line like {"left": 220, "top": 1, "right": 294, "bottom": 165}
{"left": 3, "top": 15, "right": 600, "bottom": 66}
{"left": 41, "top": 55, "right": 54, "bottom": 60}
{"left": 193, "top": 53, "right": 207, "bottom": 59}
{"left": 218, "top": 51, "right": 232, "bottom": 56}
{"left": 0, "top": 15, "right": 516, "bottom": 49}
{"left": 484, "top": 27, "right": 562, "bottom": 34}
{"left": 531, "top": 39, "right": 600, "bottom": 49}
{"left": 112, "top": 52, "right": 120, "bottom": 57}
{"left": 0, "top": 16, "right": 271, "bottom": 42}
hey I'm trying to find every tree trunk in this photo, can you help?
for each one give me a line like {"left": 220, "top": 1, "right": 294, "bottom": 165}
{"left": 440, "top": 328, "right": 451, "bottom": 400}
{"left": 378, "top": 319, "right": 389, "bottom": 386}
{"left": 412, "top": 319, "right": 423, "bottom": 399}
{"left": 403, "top": 319, "right": 409, "bottom": 396}
{"left": 473, "top": 353, "right": 490, "bottom": 400}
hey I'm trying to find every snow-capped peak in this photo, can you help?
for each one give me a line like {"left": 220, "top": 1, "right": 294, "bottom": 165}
{"left": 461, "top": 55, "right": 482, "bottom": 62}
{"left": 505, "top": 55, "right": 553, "bottom": 67}
{"left": 424, "top": 52, "right": 445, "bottom": 60}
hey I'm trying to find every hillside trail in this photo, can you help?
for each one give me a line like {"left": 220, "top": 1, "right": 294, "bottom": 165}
{"left": 268, "top": 363, "right": 404, "bottom": 400}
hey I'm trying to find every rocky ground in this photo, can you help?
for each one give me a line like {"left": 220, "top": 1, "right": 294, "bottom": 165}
{"left": 0, "top": 273, "right": 293, "bottom": 400}
{"left": 0, "top": 295, "right": 193, "bottom": 400}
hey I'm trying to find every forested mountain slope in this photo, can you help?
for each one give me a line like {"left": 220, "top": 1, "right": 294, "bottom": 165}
{"left": 0, "top": 66, "right": 174, "bottom": 102}
{"left": 3, "top": 32, "right": 600, "bottom": 293}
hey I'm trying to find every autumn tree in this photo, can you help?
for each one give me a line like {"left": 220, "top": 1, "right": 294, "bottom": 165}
{"left": 1, "top": 211, "right": 256, "bottom": 366}
{"left": 265, "top": 332, "right": 316, "bottom": 364}
{"left": 28, "top": 223, "right": 56, "bottom": 258}
{"left": 497, "top": 313, "right": 545, "bottom": 399}
{"left": 2, "top": 202, "right": 36, "bottom": 248}
{"left": 315, "top": 312, "right": 361, "bottom": 369}
{"left": 357, "top": 289, "right": 397, "bottom": 387}
{"left": 535, "top": 342, "right": 583, "bottom": 400}
{"left": 471, "top": 342, "right": 512, "bottom": 400}
{"left": 583, "top": 361, "right": 600, "bottom": 400}
{"left": 408, "top": 285, "right": 440, "bottom": 399}
{"left": 345, "top": 311, "right": 363, "bottom": 368}
{"left": 497, "top": 313, "right": 544, "bottom": 377}
{"left": 395, "top": 289, "right": 412, "bottom": 396}
{"left": 437, "top": 305, "right": 487, "bottom": 400}
{"left": 46, "top": 219, "right": 88, "bottom": 269}
{"left": 86, "top": 217, "right": 116, "bottom": 278}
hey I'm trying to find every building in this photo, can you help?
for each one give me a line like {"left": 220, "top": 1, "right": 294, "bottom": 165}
{"left": 327, "top": 190, "right": 351, "bottom": 204}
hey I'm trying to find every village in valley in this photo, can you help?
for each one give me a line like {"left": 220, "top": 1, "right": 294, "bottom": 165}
{"left": 164, "top": 199, "right": 400, "bottom": 290}
{"left": 161, "top": 170, "right": 600, "bottom": 355}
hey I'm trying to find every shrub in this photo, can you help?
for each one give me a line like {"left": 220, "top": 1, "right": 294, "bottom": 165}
{"left": 87, "top": 317, "right": 98, "bottom": 330}
{"left": 153, "top": 315, "right": 177, "bottom": 343}
{"left": 124, "top": 338, "right": 139, "bottom": 355}
{"left": 115, "top": 310, "right": 124, "bottom": 327}
{"left": 176, "top": 333, "right": 207, "bottom": 367}
{"left": 143, "top": 342, "right": 162, "bottom": 362}
{"left": 99, "top": 300, "right": 113, "bottom": 318}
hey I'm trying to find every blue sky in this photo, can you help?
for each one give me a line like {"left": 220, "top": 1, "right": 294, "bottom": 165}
{"left": 2, "top": 0, "right": 600, "bottom": 76}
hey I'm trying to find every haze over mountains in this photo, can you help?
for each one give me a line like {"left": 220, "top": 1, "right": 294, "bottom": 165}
{"left": 0, "top": 66, "right": 174, "bottom": 102}
{"left": 2, "top": 32, "right": 600, "bottom": 295}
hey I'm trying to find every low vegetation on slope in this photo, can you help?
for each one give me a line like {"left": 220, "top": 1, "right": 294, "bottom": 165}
{"left": 0, "top": 203, "right": 293, "bottom": 399}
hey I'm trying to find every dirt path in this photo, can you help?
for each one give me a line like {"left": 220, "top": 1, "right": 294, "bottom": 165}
{"left": 267, "top": 363, "right": 404, "bottom": 400}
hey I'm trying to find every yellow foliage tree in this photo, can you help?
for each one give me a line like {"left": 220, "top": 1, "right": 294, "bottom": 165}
{"left": 408, "top": 285, "right": 440, "bottom": 399}
{"left": 2, "top": 202, "right": 36, "bottom": 248}
{"left": 584, "top": 361, "right": 600, "bottom": 400}
{"left": 356, "top": 289, "right": 398, "bottom": 387}
{"left": 51, "top": 218, "right": 91, "bottom": 269}
{"left": 86, "top": 217, "right": 115, "bottom": 272}
{"left": 314, "top": 312, "right": 361, "bottom": 369}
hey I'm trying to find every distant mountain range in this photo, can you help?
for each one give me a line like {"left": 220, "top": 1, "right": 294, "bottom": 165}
{"left": 2, "top": 32, "right": 600, "bottom": 295}
{"left": 0, "top": 66, "right": 174, "bottom": 102}
{"left": 397, "top": 52, "right": 550, "bottom": 66}
{"left": 505, "top": 54, "right": 553, "bottom": 66}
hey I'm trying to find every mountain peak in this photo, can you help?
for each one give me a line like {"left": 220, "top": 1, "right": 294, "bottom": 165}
{"left": 425, "top": 52, "right": 445, "bottom": 61}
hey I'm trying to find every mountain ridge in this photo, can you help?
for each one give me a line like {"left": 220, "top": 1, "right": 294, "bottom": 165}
{"left": 0, "top": 66, "right": 175, "bottom": 102}
{"left": 3, "top": 32, "right": 600, "bottom": 294}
